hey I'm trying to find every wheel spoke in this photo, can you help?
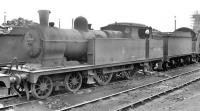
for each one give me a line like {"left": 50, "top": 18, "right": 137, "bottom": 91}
{"left": 35, "top": 84, "right": 40, "bottom": 87}
{"left": 35, "top": 87, "right": 41, "bottom": 91}
{"left": 69, "top": 82, "right": 73, "bottom": 87}
{"left": 40, "top": 91, "right": 44, "bottom": 96}
{"left": 37, "top": 90, "right": 42, "bottom": 95}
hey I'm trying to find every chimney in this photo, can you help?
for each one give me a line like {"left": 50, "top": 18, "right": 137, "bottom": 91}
{"left": 38, "top": 10, "right": 51, "bottom": 27}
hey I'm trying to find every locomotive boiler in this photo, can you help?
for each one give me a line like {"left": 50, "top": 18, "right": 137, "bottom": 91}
{"left": 24, "top": 10, "right": 125, "bottom": 67}
{"left": 25, "top": 10, "right": 103, "bottom": 67}
{"left": 0, "top": 10, "right": 197, "bottom": 100}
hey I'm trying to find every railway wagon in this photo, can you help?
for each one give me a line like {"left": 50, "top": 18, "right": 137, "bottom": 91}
{"left": 162, "top": 28, "right": 196, "bottom": 68}
{"left": 0, "top": 10, "right": 197, "bottom": 100}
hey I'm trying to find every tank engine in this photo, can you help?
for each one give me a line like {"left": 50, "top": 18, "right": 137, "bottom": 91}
{"left": 0, "top": 10, "right": 197, "bottom": 100}
{"left": 0, "top": 10, "right": 135, "bottom": 99}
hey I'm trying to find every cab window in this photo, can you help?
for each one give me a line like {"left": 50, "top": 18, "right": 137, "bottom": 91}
{"left": 138, "top": 28, "right": 150, "bottom": 39}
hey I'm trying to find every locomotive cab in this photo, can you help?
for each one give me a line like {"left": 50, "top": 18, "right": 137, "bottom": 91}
{"left": 101, "top": 22, "right": 151, "bottom": 39}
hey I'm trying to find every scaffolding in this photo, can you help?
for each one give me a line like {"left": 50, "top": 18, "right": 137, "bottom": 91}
{"left": 192, "top": 11, "right": 200, "bottom": 33}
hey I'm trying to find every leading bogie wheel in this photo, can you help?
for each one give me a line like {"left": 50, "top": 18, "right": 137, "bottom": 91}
{"left": 64, "top": 72, "right": 83, "bottom": 92}
{"left": 31, "top": 76, "right": 53, "bottom": 99}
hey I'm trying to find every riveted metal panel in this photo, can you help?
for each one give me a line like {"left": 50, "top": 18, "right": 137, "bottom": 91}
{"left": 92, "top": 38, "right": 146, "bottom": 65}
{"left": 87, "top": 39, "right": 95, "bottom": 64}
{"left": 168, "top": 37, "right": 192, "bottom": 57}
{"left": 149, "top": 39, "right": 163, "bottom": 59}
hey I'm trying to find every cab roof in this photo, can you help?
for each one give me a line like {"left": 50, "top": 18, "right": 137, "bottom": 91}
{"left": 101, "top": 22, "right": 147, "bottom": 29}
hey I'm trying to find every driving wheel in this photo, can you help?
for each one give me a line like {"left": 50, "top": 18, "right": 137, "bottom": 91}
{"left": 64, "top": 72, "right": 82, "bottom": 92}
{"left": 94, "top": 69, "right": 113, "bottom": 85}
{"left": 31, "top": 76, "right": 53, "bottom": 99}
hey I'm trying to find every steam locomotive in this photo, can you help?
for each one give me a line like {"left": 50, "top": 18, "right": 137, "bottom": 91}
{"left": 0, "top": 10, "right": 198, "bottom": 99}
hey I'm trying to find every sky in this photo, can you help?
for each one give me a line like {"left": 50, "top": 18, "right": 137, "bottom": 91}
{"left": 0, "top": 0, "right": 199, "bottom": 32}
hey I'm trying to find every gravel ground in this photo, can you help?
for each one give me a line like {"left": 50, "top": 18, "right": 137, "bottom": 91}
{"left": 133, "top": 78, "right": 200, "bottom": 111}
{"left": 71, "top": 67, "right": 200, "bottom": 111}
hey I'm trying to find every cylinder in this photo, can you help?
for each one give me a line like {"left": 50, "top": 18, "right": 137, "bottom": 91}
{"left": 38, "top": 10, "right": 50, "bottom": 27}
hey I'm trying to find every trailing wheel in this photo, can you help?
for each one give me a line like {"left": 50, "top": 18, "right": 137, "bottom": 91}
{"left": 31, "top": 76, "right": 53, "bottom": 99}
{"left": 124, "top": 68, "right": 139, "bottom": 80}
{"left": 94, "top": 69, "right": 113, "bottom": 85}
{"left": 64, "top": 72, "right": 82, "bottom": 92}
{"left": 124, "top": 71, "right": 132, "bottom": 79}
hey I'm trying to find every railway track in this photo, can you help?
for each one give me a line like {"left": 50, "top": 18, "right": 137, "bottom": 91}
{"left": 0, "top": 77, "right": 131, "bottom": 110}
{"left": 0, "top": 64, "right": 199, "bottom": 111}
{"left": 57, "top": 66, "right": 200, "bottom": 111}
{"left": 114, "top": 69, "right": 200, "bottom": 111}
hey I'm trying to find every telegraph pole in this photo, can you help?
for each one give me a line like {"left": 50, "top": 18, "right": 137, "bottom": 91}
{"left": 59, "top": 18, "right": 60, "bottom": 29}
{"left": 4, "top": 12, "right": 6, "bottom": 24}
{"left": 72, "top": 18, "right": 74, "bottom": 29}
{"left": 174, "top": 16, "right": 176, "bottom": 30}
